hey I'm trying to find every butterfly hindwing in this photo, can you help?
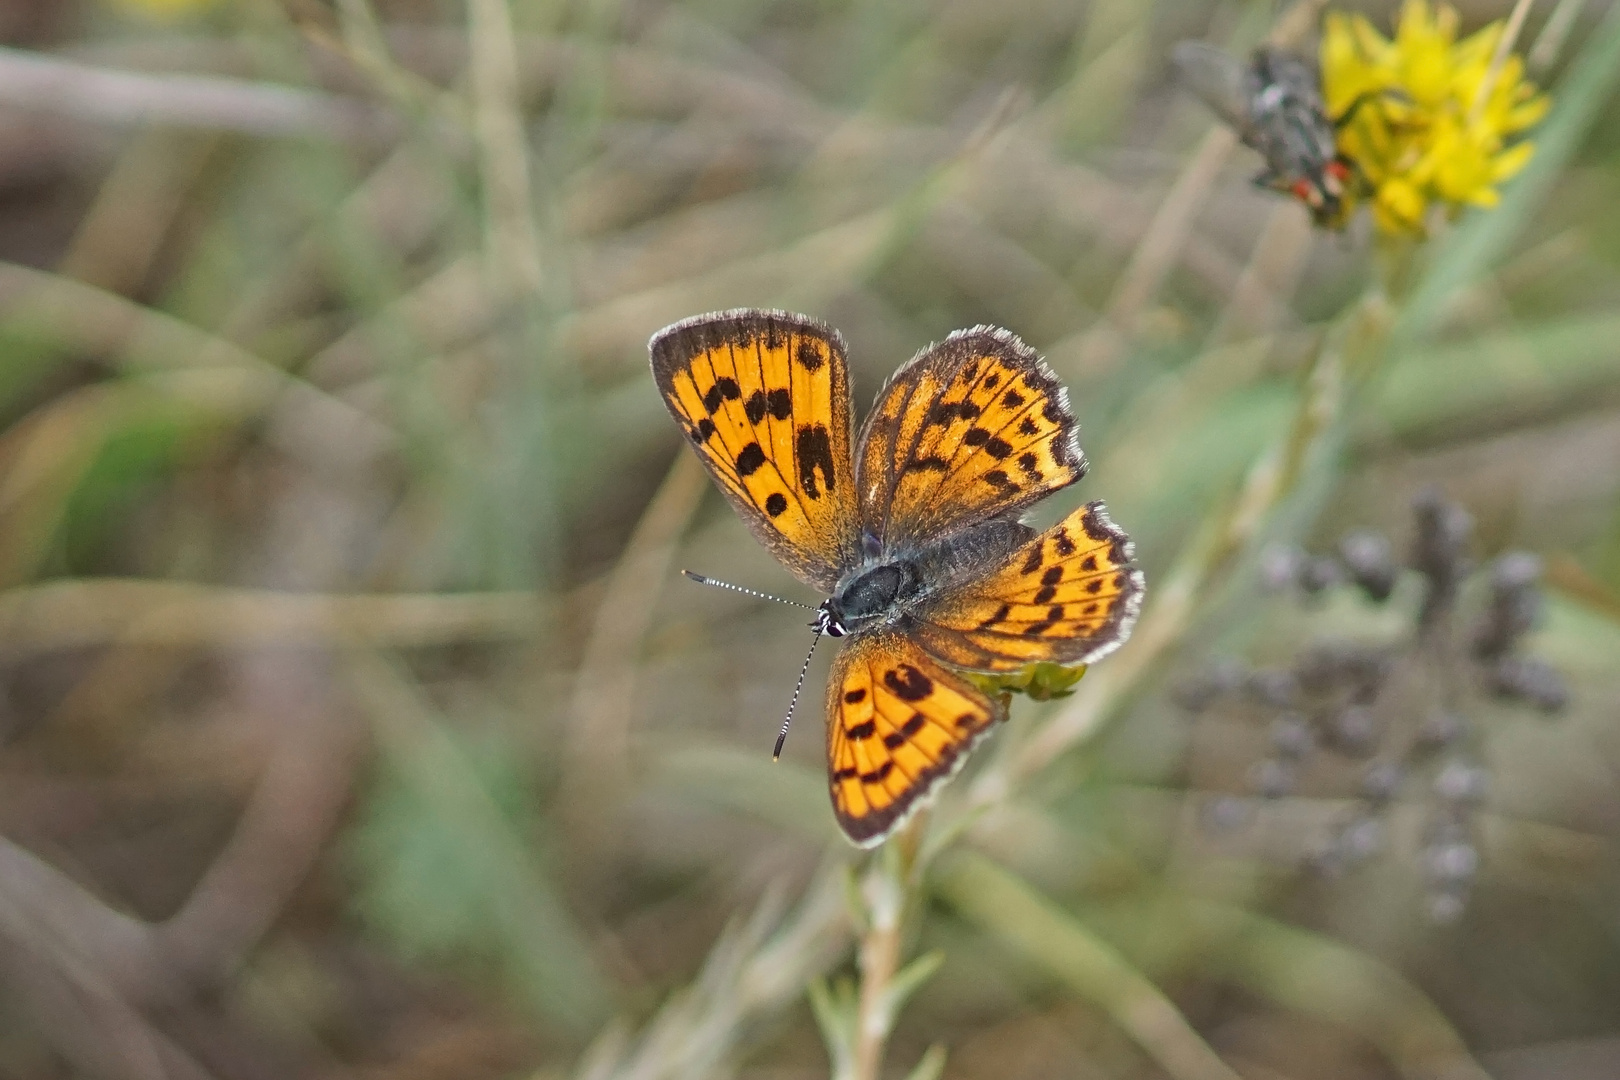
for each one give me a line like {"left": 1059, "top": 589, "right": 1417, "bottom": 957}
{"left": 912, "top": 501, "right": 1144, "bottom": 672}
{"left": 651, "top": 309, "right": 859, "bottom": 591}
{"left": 855, "top": 326, "right": 1085, "bottom": 552}
{"left": 827, "top": 630, "right": 1004, "bottom": 847}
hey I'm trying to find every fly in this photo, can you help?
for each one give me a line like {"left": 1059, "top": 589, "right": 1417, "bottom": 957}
{"left": 1172, "top": 42, "right": 1357, "bottom": 227}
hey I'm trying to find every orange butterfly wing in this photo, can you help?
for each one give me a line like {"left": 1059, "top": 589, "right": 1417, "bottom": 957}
{"left": 651, "top": 310, "right": 859, "bottom": 592}
{"left": 826, "top": 631, "right": 1005, "bottom": 847}
{"left": 913, "top": 501, "right": 1144, "bottom": 672}
{"left": 855, "top": 326, "right": 1085, "bottom": 552}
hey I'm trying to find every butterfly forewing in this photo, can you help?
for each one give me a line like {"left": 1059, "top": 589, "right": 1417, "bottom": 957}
{"left": 913, "top": 502, "right": 1143, "bottom": 672}
{"left": 855, "top": 326, "right": 1086, "bottom": 553}
{"left": 827, "top": 631, "right": 1004, "bottom": 846}
{"left": 651, "top": 310, "right": 860, "bottom": 592}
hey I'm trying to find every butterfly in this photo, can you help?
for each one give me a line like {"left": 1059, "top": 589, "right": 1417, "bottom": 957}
{"left": 1172, "top": 42, "right": 1357, "bottom": 227}
{"left": 650, "top": 310, "right": 1144, "bottom": 847}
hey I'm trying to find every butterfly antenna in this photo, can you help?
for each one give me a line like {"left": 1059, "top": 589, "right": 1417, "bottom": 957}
{"left": 774, "top": 629, "right": 822, "bottom": 760}
{"left": 681, "top": 570, "right": 818, "bottom": 610}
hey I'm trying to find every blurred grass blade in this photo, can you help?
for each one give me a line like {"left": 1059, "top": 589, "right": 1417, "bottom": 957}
{"left": 346, "top": 651, "right": 612, "bottom": 1031}
{"left": 1397, "top": 0, "right": 1620, "bottom": 341}
{"left": 901, "top": 1045, "right": 947, "bottom": 1080}
{"left": 582, "top": 867, "right": 852, "bottom": 1080}
{"left": 808, "top": 975, "right": 859, "bottom": 1080}
{"left": 933, "top": 850, "right": 1244, "bottom": 1080}
{"left": 648, "top": 742, "right": 840, "bottom": 845}
{"left": 0, "top": 578, "right": 543, "bottom": 653}
{"left": 1374, "top": 311, "right": 1620, "bottom": 442}
{"left": 1185, "top": 902, "right": 1491, "bottom": 1080}
{"left": 881, "top": 949, "right": 944, "bottom": 1024}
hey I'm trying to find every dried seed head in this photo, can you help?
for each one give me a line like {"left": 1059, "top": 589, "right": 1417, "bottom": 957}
{"left": 1487, "top": 656, "right": 1568, "bottom": 712}
{"left": 1411, "top": 488, "right": 1473, "bottom": 627}
{"left": 1330, "top": 704, "right": 1379, "bottom": 756}
{"left": 1298, "top": 555, "right": 1345, "bottom": 594}
{"left": 1259, "top": 543, "right": 1305, "bottom": 591}
{"left": 1433, "top": 761, "right": 1490, "bottom": 805}
{"left": 1201, "top": 794, "right": 1254, "bottom": 832}
{"left": 1251, "top": 758, "right": 1295, "bottom": 799}
{"left": 1270, "top": 712, "right": 1316, "bottom": 760}
{"left": 1338, "top": 529, "right": 1397, "bottom": 602}
{"left": 1338, "top": 816, "right": 1384, "bottom": 861}
{"left": 1474, "top": 552, "right": 1545, "bottom": 659}
{"left": 1423, "top": 840, "right": 1480, "bottom": 885}
{"left": 1360, "top": 760, "right": 1404, "bottom": 802}
{"left": 1428, "top": 889, "right": 1468, "bottom": 924}
{"left": 1247, "top": 668, "right": 1301, "bottom": 708}
{"left": 1416, "top": 708, "right": 1467, "bottom": 751}
{"left": 1170, "top": 656, "right": 1250, "bottom": 711}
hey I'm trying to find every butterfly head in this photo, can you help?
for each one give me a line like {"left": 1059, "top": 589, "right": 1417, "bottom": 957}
{"left": 812, "top": 601, "right": 847, "bottom": 638}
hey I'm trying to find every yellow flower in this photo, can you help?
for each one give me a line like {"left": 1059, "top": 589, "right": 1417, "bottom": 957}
{"left": 1321, "top": 0, "right": 1549, "bottom": 235}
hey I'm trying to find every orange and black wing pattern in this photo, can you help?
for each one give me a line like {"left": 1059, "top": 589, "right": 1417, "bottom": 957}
{"left": 825, "top": 630, "right": 1005, "bottom": 847}
{"left": 913, "top": 502, "right": 1143, "bottom": 672}
{"left": 854, "top": 326, "right": 1085, "bottom": 553}
{"left": 651, "top": 310, "right": 859, "bottom": 592}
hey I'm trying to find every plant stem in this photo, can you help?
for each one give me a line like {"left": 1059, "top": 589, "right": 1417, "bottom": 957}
{"left": 851, "top": 813, "right": 926, "bottom": 1080}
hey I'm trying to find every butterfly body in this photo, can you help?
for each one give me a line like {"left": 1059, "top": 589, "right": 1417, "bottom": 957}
{"left": 820, "top": 516, "right": 1035, "bottom": 639}
{"left": 651, "top": 310, "right": 1143, "bottom": 846}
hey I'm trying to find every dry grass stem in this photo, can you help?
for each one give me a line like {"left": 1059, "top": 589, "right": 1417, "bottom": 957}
{"left": 0, "top": 579, "right": 543, "bottom": 653}
{"left": 0, "top": 43, "right": 389, "bottom": 139}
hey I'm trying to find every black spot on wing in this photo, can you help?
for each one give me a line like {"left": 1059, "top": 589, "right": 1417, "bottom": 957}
{"left": 1018, "top": 416, "right": 1039, "bottom": 437}
{"left": 848, "top": 720, "right": 876, "bottom": 740}
{"left": 977, "top": 602, "right": 1010, "bottom": 629}
{"left": 883, "top": 665, "right": 933, "bottom": 702}
{"left": 765, "top": 492, "right": 788, "bottom": 517}
{"left": 744, "top": 391, "right": 767, "bottom": 424}
{"left": 861, "top": 761, "right": 894, "bottom": 784}
{"left": 767, "top": 388, "right": 792, "bottom": 419}
{"left": 796, "top": 341, "right": 824, "bottom": 371}
{"left": 796, "top": 424, "right": 836, "bottom": 498}
{"left": 844, "top": 688, "right": 867, "bottom": 704}
{"left": 1041, "top": 566, "right": 1063, "bottom": 586}
{"left": 1021, "top": 547, "right": 1044, "bottom": 574}
{"left": 735, "top": 442, "right": 766, "bottom": 477}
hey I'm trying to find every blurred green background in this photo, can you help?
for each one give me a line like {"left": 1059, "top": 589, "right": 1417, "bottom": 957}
{"left": 0, "top": 0, "right": 1618, "bottom": 1077}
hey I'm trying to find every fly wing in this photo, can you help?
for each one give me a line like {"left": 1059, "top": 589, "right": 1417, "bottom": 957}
{"left": 1171, "top": 41, "right": 1255, "bottom": 134}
